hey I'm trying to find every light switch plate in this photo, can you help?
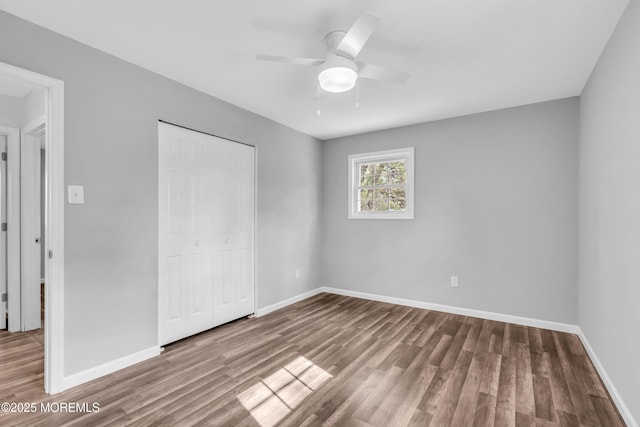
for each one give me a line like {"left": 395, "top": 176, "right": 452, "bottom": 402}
{"left": 68, "top": 185, "right": 84, "bottom": 204}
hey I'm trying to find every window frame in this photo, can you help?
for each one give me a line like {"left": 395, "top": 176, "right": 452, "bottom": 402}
{"left": 348, "top": 147, "right": 415, "bottom": 220}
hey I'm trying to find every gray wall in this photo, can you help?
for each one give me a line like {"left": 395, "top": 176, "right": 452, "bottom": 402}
{"left": 0, "top": 10, "right": 322, "bottom": 376}
{"left": 579, "top": 0, "right": 639, "bottom": 421}
{"left": 321, "top": 98, "right": 579, "bottom": 323}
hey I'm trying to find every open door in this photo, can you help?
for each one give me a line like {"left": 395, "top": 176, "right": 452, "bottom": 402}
{"left": 0, "top": 134, "right": 7, "bottom": 329}
{"left": 0, "top": 125, "right": 20, "bottom": 332}
{"left": 21, "top": 128, "right": 43, "bottom": 331}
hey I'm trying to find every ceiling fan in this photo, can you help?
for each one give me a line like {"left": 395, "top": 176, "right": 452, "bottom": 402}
{"left": 256, "top": 11, "right": 410, "bottom": 95}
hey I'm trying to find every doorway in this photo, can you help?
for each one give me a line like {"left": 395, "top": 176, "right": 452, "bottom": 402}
{"left": 0, "top": 61, "right": 64, "bottom": 394}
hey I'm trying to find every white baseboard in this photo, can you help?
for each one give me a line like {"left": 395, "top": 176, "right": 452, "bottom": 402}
{"left": 61, "top": 346, "right": 161, "bottom": 391}
{"left": 254, "top": 287, "right": 324, "bottom": 317}
{"left": 255, "top": 285, "right": 580, "bottom": 333}
{"left": 321, "top": 286, "right": 580, "bottom": 334}
{"left": 576, "top": 329, "right": 638, "bottom": 427}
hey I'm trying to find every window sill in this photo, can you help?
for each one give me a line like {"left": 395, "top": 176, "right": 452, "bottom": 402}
{"left": 348, "top": 212, "right": 414, "bottom": 220}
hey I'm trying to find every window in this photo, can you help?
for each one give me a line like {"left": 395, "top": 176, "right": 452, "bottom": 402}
{"left": 348, "top": 147, "right": 414, "bottom": 219}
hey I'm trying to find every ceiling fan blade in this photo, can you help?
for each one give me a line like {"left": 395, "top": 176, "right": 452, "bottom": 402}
{"left": 256, "top": 54, "right": 324, "bottom": 67}
{"left": 336, "top": 11, "right": 380, "bottom": 59}
{"left": 357, "top": 61, "right": 410, "bottom": 84}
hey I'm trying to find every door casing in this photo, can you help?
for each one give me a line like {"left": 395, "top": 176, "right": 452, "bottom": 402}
{"left": 0, "top": 61, "right": 65, "bottom": 394}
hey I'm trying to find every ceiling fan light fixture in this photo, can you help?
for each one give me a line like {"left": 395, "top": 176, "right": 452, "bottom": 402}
{"left": 318, "top": 57, "right": 358, "bottom": 93}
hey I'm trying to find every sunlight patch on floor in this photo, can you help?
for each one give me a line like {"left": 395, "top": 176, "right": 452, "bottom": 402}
{"left": 237, "top": 356, "right": 332, "bottom": 427}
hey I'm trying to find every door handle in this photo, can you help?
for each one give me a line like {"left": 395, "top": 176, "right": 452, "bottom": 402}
{"left": 35, "top": 238, "right": 40, "bottom": 244}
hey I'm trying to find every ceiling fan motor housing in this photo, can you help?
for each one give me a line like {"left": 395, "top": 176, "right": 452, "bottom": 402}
{"left": 324, "top": 30, "right": 348, "bottom": 53}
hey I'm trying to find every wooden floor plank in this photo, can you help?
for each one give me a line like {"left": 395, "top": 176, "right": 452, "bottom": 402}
{"left": 472, "top": 392, "right": 496, "bottom": 427}
{"left": 449, "top": 352, "right": 487, "bottom": 426}
{"left": 533, "top": 374, "right": 556, "bottom": 422}
{"left": 494, "top": 355, "right": 517, "bottom": 427}
{"left": 515, "top": 342, "right": 535, "bottom": 418}
{"left": 0, "top": 293, "right": 625, "bottom": 426}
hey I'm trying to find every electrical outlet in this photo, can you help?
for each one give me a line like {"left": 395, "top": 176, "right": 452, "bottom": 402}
{"left": 450, "top": 276, "right": 459, "bottom": 288}
{"left": 295, "top": 268, "right": 301, "bottom": 279}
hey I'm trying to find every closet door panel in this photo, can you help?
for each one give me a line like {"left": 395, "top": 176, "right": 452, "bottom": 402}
{"left": 213, "top": 142, "right": 255, "bottom": 326}
{"left": 158, "top": 123, "right": 188, "bottom": 345}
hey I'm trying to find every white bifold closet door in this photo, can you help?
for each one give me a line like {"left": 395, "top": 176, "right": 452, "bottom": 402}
{"left": 158, "top": 122, "right": 255, "bottom": 346}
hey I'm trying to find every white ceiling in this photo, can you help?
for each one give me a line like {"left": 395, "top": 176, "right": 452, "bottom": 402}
{"left": 0, "top": 0, "right": 629, "bottom": 140}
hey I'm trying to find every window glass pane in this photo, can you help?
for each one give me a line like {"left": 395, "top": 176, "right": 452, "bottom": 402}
{"left": 359, "top": 189, "right": 373, "bottom": 200}
{"left": 389, "top": 198, "right": 406, "bottom": 211}
{"left": 376, "top": 162, "right": 390, "bottom": 174}
{"left": 390, "top": 171, "right": 406, "bottom": 184}
{"left": 373, "top": 188, "right": 389, "bottom": 211}
{"left": 373, "top": 188, "right": 389, "bottom": 198}
{"left": 374, "top": 173, "right": 389, "bottom": 185}
{"left": 359, "top": 199, "right": 374, "bottom": 211}
{"left": 359, "top": 163, "right": 376, "bottom": 186}
{"left": 389, "top": 161, "right": 406, "bottom": 182}
{"left": 390, "top": 160, "right": 405, "bottom": 171}
{"left": 374, "top": 198, "right": 389, "bottom": 211}
{"left": 389, "top": 187, "right": 406, "bottom": 199}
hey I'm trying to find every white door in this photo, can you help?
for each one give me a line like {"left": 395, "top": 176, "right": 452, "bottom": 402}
{"left": 158, "top": 122, "right": 255, "bottom": 345}
{"left": 213, "top": 140, "right": 255, "bottom": 326}
{"left": 158, "top": 123, "right": 214, "bottom": 345}
{"left": 183, "top": 130, "right": 215, "bottom": 334}
{"left": 20, "top": 131, "right": 42, "bottom": 331}
{"left": 1, "top": 125, "right": 20, "bottom": 332}
{"left": 0, "top": 135, "right": 7, "bottom": 329}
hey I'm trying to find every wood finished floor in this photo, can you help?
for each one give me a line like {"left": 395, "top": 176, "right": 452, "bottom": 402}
{"left": 0, "top": 293, "right": 625, "bottom": 426}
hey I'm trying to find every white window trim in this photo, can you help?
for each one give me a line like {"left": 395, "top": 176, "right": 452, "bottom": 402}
{"left": 348, "top": 147, "right": 415, "bottom": 220}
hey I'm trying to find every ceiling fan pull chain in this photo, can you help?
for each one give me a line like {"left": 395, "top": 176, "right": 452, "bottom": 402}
{"left": 317, "top": 84, "right": 321, "bottom": 116}
{"left": 356, "top": 78, "right": 360, "bottom": 110}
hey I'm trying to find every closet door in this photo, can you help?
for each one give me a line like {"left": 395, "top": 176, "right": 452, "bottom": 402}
{"left": 158, "top": 123, "right": 214, "bottom": 345}
{"left": 159, "top": 122, "right": 254, "bottom": 345}
{"left": 212, "top": 139, "right": 255, "bottom": 326}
